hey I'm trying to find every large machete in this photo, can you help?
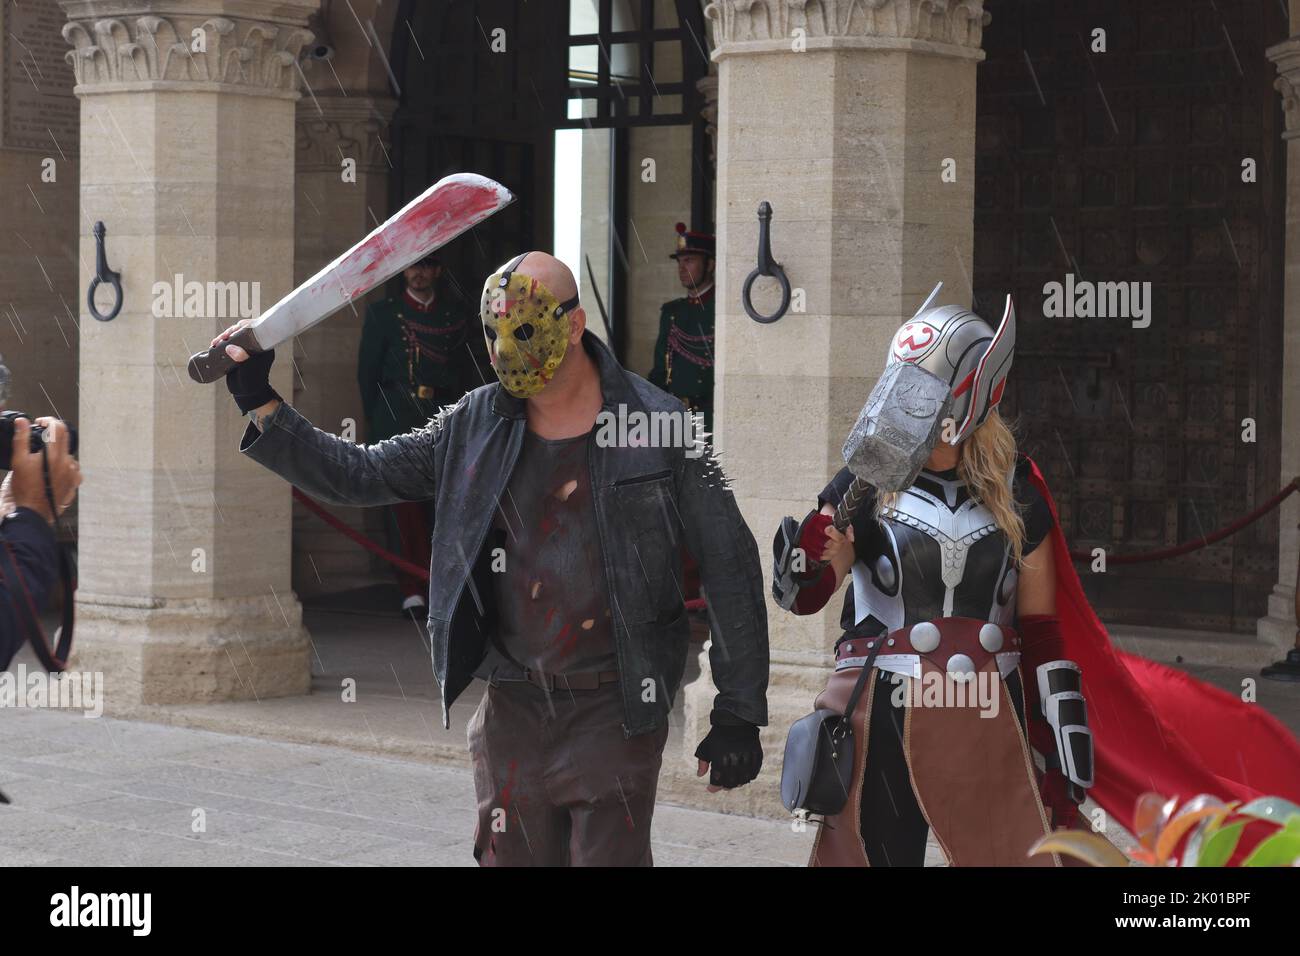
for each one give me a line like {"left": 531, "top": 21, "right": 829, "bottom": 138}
{"left": 187, "top": 172, "right": 515, "bottom": 384}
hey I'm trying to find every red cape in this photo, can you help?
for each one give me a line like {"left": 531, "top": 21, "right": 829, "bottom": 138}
{"left": 1024, "top": 456, "right": 1300, "bottom": 834}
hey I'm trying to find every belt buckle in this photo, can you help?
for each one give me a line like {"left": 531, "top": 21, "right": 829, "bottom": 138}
{"left": 415, "top": 385, "right": 435, "bottom": 400}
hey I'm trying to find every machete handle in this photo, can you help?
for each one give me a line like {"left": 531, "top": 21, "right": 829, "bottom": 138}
{"left": 187, "top": 326, "right": 262, "bottom": 384}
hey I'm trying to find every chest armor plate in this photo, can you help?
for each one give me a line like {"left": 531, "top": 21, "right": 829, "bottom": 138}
{"left": 850, "top": 472, "right": 1018, "bottom": 632}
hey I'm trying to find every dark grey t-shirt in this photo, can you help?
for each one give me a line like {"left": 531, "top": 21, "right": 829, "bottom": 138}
{"left": 491, "top": 429, "right": 616, "bottom": 675}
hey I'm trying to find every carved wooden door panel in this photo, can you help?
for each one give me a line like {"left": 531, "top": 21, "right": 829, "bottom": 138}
{"left": 975, "top": 0, "right": 1287, "bottom": 631}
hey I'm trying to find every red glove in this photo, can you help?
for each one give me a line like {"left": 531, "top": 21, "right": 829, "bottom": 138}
{"left": 787, "top": 511, "right": 837, "bottom": 615}
{"left": 1039, "top": 767, "right": 1081, "bottom": 830}
{"left": 1019, "top": 614, "right": 1064, "bottom": 665}
{"left": 792, "top": 565, "right": 837, "bottom": 616}
{"left": 1019, "top": 614, "right": 1063, "bottom": 722}
{"left": 796, "top": 512, "right": 834, "bottom": 566}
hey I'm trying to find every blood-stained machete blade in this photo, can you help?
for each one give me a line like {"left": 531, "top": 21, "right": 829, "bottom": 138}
{"left": 187, "top": 173, "right": 515, "bottom": 383}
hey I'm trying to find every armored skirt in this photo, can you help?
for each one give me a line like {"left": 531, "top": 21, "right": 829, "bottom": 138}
{"left": 808, "top": 460, "right": 1060, "bottom": 867}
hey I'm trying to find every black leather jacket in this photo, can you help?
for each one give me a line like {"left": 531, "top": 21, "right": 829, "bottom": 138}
{"left": 239, "top": 331, "right": 768, "bottom": 737}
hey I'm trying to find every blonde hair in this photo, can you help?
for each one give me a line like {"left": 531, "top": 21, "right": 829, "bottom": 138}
{"left": 873, "top": 408, "right": 1029, "bottom": 566}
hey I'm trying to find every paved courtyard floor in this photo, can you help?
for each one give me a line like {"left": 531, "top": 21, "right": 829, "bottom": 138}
{"left": 0, "top": 707, "right": 818, "bottom": 867}
{"left": 1, "top": 584, "right": 1295, "bottom": 866}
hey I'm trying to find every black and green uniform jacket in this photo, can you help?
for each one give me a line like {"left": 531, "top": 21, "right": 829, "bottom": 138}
{"left": 357, "top": 290, "right": 489, "bottom": 442}
{"left": 648, "top": 286, "right": 715, "bottom": 432}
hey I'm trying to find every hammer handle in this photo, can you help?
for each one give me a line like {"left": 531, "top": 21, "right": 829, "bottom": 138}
{"left": 833, "top": 476, "right": 872, "bottom": 533}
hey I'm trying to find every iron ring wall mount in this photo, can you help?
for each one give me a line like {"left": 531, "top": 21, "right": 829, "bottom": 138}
{"left": 741, "top": 201, "right": 791, "bottom": 324}
{"left": 87, "top": 221, "right": 123, "bottom": 322}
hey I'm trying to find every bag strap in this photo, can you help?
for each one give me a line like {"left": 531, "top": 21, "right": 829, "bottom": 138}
{"left": 0, "top": 537, "right": 75, "bottom": 673}
{"left": 49, "top": 544, "right": 75, "bottom": 670}
{"left": 839, "top": 635, "right": 887, "bottom": 725}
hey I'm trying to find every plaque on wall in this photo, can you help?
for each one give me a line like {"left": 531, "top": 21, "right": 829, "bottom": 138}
{"left": 0, "top": 0, "right": 79, "bottom": 153}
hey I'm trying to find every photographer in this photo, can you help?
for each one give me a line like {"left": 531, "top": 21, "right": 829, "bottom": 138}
{"left": 0, "top": 414, "right": 81, "bottom": 671}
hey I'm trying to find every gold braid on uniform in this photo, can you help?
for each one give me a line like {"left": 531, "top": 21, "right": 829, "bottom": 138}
{"left": 665, "top": 323, "right": 713, "bottom": 386}
{"left": 401, "top": 315, "right": 464, "bottom": 366}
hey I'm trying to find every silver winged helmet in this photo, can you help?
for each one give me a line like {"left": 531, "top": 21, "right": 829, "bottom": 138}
{"left": 885, "top": 287, "right": 1016, "bottom": 445}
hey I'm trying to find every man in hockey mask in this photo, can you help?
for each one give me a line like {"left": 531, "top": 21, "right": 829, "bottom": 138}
{"left": 459, "top": 251, "right": 769, "bottom": 864}
{"left": 223, "top": 251, "right": 770, "bottom": 866}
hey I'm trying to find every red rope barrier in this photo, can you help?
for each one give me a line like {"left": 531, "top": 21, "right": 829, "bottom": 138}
{"left": 291, "top": 488, "right": 430, "bottom": 581}
{"left": 1066, "top": 477, "right": 1300, "bottom": 565}
{"left": 292, "top": 488, "right": 713, "bottom": 610}
{"left": 293, "top": 477, "right": 1300, "bottom": 594}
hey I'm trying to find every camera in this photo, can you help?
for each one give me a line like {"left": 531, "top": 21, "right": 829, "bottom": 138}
{"left": 0, "top": 411, "right": 79, "bottom": 471}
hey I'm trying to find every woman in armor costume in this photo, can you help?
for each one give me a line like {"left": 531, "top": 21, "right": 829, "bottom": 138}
{"left": 773, "top": 294, "right": 1092, "bottom": 867}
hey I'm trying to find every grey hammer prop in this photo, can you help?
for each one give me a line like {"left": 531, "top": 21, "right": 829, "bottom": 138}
{"left": 770, "top": 358, "right": 953, "bottom": 608}
{"left": 832, "top": 361, "right": 954, "bottom": 532}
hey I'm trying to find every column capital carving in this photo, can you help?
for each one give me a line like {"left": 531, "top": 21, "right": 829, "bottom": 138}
{"left": 60, "top": 2, "right": 317, "bottom": 98}
{"left": 704, "top": 0, "right": 988, "bottom": 61}
{"left": 296, "top": 95, "right": 396, "bottom": 172}
{"left": 1268, "top": 37, "right": 1300, "bottom": 139}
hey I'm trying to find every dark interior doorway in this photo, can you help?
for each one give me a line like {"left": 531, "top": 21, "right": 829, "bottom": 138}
{"left": 389, "top": 0, "right": 563, "bottom": 308}
{"left": 387, "top": 0, "right": 712, "bottom": 364}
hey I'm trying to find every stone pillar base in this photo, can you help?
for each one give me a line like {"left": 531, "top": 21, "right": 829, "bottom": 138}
{"left": 71, "top": 593, "right": 312, "bottom": 709}
{"left": 1257, "top": 583, "right": 1299, "bottom": 654}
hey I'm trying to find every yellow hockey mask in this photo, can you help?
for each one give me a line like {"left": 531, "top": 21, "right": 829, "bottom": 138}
{"left": 480, "top": 254, "right": 579, "bottom": 398}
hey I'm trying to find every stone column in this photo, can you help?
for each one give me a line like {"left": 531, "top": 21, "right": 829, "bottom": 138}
{"left": 1260, "top": 31, "right": 1300, "bottom": 653}
{"left": 291, "top": 93, "right": 395, "bottom": 597}
{"left": 61, "top": 0, "right": 318, "bottom": 706}
{"left": 680, "top": 0, "right": 987, "bottom": 814}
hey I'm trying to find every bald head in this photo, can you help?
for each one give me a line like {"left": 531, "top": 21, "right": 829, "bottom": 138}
{"left": 513, "top": 251, "right": 579, "bottom": 304}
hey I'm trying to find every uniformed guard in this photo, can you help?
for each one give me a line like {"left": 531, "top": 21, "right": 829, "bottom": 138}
{"left": 357, "top": 253, "right": 488, "bottom": 616}
{"left": 649, "top": 223, "right": 715, "bottom": 434}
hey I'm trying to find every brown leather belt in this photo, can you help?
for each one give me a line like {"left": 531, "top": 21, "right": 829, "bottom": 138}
{"left": 499, "top": 669, "right": 621, "bottom": 692}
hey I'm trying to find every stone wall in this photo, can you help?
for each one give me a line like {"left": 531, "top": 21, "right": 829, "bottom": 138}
{"left": 0, "top": 0, "right": 80, "bottom": 512}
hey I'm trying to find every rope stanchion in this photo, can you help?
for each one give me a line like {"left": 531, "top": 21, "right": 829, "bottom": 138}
{"left": 1066, "top": 477, "right": 1300, "bottom": 565}
{"left": 291, "top": 488, "right": 430, "bottom": 581}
